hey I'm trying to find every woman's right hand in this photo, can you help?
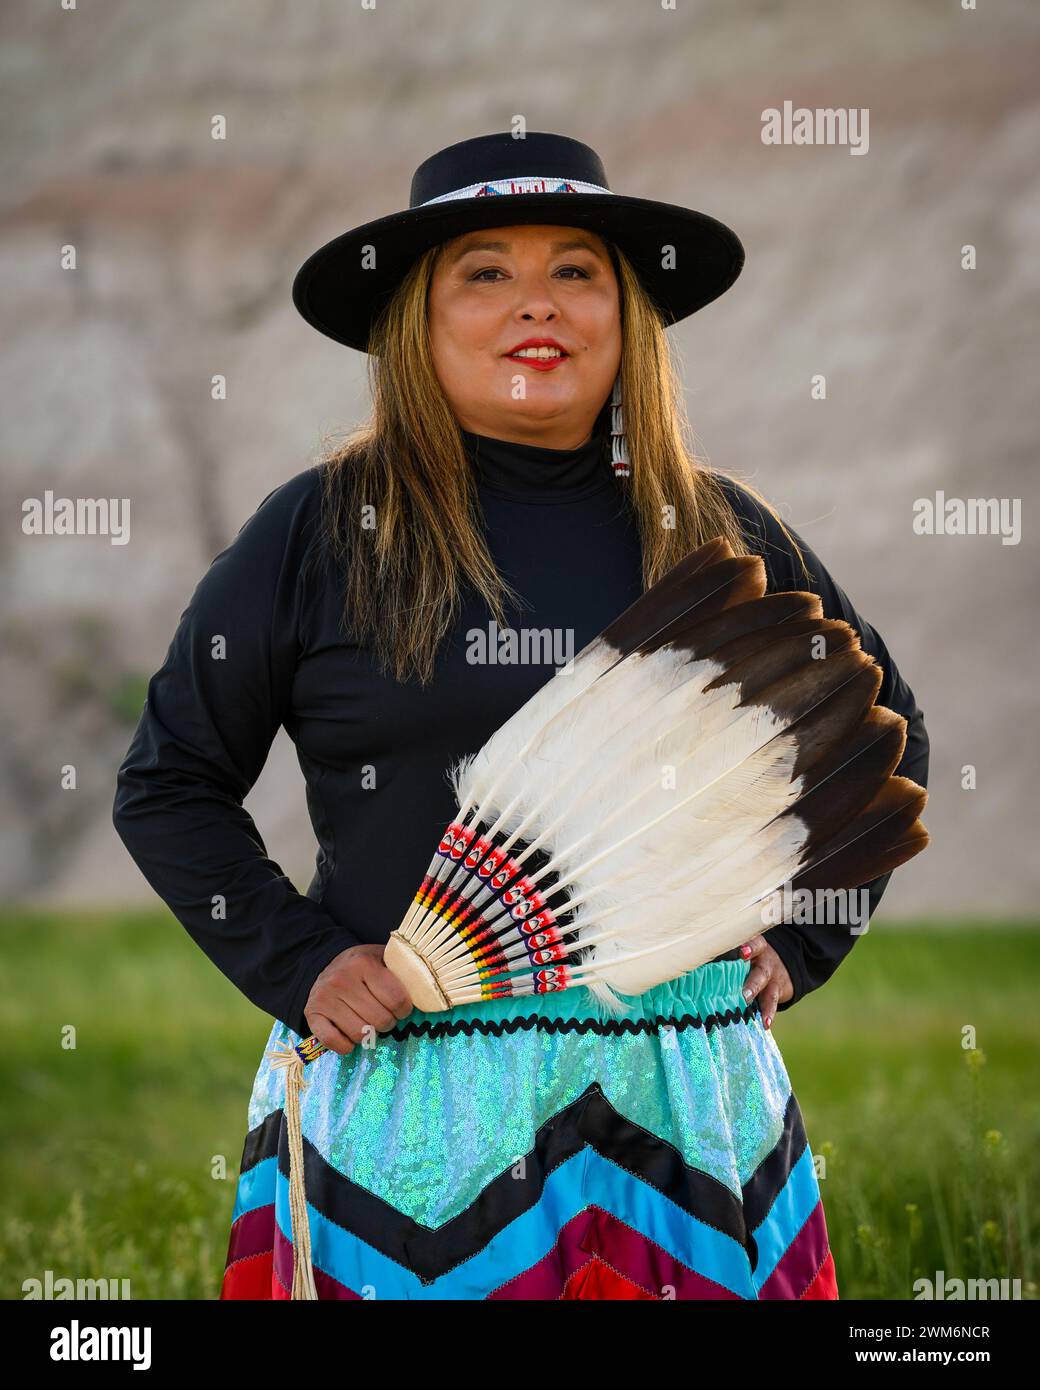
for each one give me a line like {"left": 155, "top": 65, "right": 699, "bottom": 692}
{"left": 303, "top": 943, "right": 414, "bottom": 1055}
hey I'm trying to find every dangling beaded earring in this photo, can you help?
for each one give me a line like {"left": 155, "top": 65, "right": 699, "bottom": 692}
{"left": 610, "top": 373, "right": 631, "bottom": 477}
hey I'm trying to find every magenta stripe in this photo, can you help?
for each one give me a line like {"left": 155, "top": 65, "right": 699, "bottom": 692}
{"left": 225, "top": 1203, "right": 275, "bottom": 1268}
{"left": 490, "top": 1205, "right": 741, "bottom": 1300}
{"left": 583, "top": 1207, "right": 743, "bottom": 1300}
{"left": 758, "top": 1198, "right": 831, "bottom": 1299}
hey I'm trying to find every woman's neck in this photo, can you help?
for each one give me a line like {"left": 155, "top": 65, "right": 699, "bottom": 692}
{"left": 459, "top": 427, "right": 614, "bottom": 502}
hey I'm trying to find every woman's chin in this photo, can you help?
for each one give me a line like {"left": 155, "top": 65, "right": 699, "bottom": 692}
{"left": 501, "top": 382, "right": 579, "bottom": 416}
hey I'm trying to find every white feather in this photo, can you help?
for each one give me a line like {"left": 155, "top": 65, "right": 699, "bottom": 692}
{"left": 395, "top": 540, "right": 927, "bottom": 1019}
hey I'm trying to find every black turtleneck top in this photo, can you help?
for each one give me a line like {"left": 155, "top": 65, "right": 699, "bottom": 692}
{"left": 112, "top": 430, "right": 928, "bottom": 1036}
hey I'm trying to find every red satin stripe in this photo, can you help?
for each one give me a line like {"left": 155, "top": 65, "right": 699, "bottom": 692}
{"left": 562, "top": 1257, "right": 656, "bottom": 1300}
{"left": 801, "top": 1249, "right": 839, "bottom": 1300}
{"left": 220, "top": 1249, "right": 275, "bottom": 1300}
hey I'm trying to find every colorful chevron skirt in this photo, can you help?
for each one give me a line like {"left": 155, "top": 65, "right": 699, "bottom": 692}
{"left": 220, "top": 957, "right": 838, "bottom": 1300}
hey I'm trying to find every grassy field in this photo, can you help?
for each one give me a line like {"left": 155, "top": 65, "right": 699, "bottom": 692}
{"left": 1, "top": 909, "right": 1037, "bottom": 1300}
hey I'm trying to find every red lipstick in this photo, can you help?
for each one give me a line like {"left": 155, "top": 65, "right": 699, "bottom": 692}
{"left": 504, "top": 337, "right": 570, "bottom": 372}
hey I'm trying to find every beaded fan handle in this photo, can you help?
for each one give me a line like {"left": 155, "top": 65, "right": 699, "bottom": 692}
{"left": 288, "top": 810, "right": 584, "bottom": 1065}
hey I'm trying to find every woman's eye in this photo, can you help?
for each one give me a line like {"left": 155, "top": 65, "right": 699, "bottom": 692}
{"left": 469, "top": 265, "right": 591, "bottom": 283}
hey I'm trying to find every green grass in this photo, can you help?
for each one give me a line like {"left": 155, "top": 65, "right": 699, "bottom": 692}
{"left": 1, "top": 910, "right": 1037, "bottom": 1299}
{"left": 777, "top": 921, "right": 1039, "bottom": 1299}
{"left": 0, "top": 909, "right": 272, "bottom": 1300}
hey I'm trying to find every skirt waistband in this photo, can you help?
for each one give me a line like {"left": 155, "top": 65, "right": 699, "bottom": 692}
{"left": 400, "top": 958, "right": 753, "bottom": 1032}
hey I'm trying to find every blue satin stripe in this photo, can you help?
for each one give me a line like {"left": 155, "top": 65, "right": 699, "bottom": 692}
{"left": 231, "top": 1154, "right": 277, "bottom": 1224}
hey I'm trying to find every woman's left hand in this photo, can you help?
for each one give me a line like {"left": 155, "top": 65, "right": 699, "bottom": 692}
{"left": 739, "top": 935, "right": 794, "bottom": 1030}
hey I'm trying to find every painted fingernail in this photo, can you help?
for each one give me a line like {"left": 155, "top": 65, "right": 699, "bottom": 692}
{"left": 740, "top": 944, "right": 752, "bottom": 959}
{"left": 764, "top": 1015, "right": 772, "bottom": 1029}
{"left": 743, "top": 988, "right": 753, "bottom": 1001}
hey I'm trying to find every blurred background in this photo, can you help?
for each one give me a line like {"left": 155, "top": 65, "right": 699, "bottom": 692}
{"left": 1, "top": 0, "right": 1037, "bottom": 1299}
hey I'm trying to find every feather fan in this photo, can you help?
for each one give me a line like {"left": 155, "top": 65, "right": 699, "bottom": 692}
{"left": 300, "top": 534, "right": 928, "bottom": 1033}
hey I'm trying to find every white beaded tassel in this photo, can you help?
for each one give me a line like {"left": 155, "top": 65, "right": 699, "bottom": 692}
{"left": 610, "top": 374, "right": 631, "bottom": 477}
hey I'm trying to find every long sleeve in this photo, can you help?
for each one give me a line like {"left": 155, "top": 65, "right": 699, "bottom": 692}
{"left": 715, "top": 474, "right": 931, "bottom": 1010}
{"left": 112, "top": 468, "right": 362, "bottom": 1037}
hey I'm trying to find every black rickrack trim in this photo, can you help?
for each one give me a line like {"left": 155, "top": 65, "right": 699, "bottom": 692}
{"left": 386, "top": 1001, "right": 758, "bottom": 1042}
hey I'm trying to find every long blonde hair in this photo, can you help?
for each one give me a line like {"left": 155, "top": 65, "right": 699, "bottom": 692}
{"left": 315, "top": 238, "right": 804, "bottom": 685}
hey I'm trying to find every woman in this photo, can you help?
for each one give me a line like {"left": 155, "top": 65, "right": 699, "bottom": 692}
{"left": 113, "top": 132, "right": 929, "bottom": 1300}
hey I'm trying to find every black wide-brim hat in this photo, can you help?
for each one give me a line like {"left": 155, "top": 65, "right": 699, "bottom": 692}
{"left": 292, "top": 131, "right": 745, "bottom": 353}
